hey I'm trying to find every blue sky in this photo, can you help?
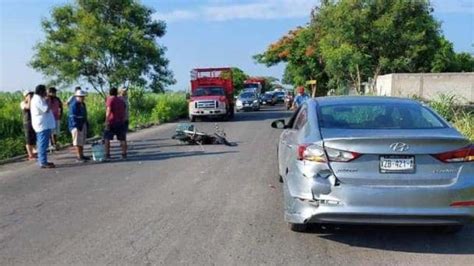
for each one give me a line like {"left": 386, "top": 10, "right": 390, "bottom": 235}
{"left": 0, "top": 0, "right": 473, "bottom": 92}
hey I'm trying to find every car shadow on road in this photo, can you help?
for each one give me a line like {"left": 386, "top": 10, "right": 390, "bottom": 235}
{"left": 306, "top": 224, "right": 474, "bottom": 254}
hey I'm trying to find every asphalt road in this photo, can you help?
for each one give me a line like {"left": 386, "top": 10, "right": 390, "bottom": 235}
{"left": 1, "top": 104, "right": 473, "bottom": 265}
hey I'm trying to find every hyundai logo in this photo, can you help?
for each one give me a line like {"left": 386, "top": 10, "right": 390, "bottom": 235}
{"left": 390, "top": 142, "right": 410, "bottom": 152}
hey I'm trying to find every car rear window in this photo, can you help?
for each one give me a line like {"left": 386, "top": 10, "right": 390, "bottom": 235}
{"left": 318, "top": 103, "right": 447, "bottom": 129}
{"left": 240, "top": 92, "right": 254, "bottom": 98}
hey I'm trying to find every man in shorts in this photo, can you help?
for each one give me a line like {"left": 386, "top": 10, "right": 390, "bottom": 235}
{"left": 68, "top": 89, "right": 90, "bottom": 162}
{"left": 104, "top": 87, "right": 127, "bottom": 160}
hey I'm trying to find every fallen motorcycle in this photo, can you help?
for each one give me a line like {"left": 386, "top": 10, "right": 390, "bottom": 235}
{"left": 172, "top": 123, "right": 236, "bottom": 146}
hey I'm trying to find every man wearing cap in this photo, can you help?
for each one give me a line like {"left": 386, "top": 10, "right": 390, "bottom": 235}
{"left": 66, "top": 86, "right": 82, "bottom": 107}
{"left": 30, "top": 84, "right": 56, "bottom": 168}
{"left": 68, "top": 90, "right": 90, "bottom": 162}
{"left": 292, "top": 86, "right": 310, "bottom": 110}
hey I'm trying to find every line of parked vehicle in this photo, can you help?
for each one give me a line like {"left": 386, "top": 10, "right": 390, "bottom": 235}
{"left": 186, "top": 67, "right": 295, "bottom": 122}
{"left": 236, "top": 90, "right": 294, "bottom": 112}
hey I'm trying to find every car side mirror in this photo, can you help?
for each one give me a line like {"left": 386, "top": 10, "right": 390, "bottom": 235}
{"left": 271, "top": 119, "right": 286, "bottom": 129}
{"left": 185, "top": 93, "right": 191, "bottom": 100}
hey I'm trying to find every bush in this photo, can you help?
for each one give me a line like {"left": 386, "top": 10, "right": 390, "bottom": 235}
{"left": 428, "top": 94, "right": 459, "bottom": 122}
{"left": 428, "top": 94, "right": 473, "bottom": 141}
{"left": 453, "top": 112, "right": 474, "bottom": 141}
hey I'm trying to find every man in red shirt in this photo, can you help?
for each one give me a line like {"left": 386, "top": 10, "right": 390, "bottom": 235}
{"left": 104, "top": 87, "right": 127, "bottom": 160}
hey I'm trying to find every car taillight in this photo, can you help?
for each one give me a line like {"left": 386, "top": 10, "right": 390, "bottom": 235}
{"left": 296, "top": 145, "right": 360, "bottom": 162}
{"left": 433, "top": 145, "right": 474, "bottom": 163}
{"left": 297, "top": 144, "right": 326, "bottom": 162}
{"left": 325, "top": 147, "right": 361, "bottom": 162}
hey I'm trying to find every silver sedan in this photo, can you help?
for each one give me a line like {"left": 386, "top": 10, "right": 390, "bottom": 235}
{"left": 272, "top": 96, "right": 473, "bottom": 233}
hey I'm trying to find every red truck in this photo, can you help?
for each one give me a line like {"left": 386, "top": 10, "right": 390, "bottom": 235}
{"left": 243, "top": 78, "right": 265, "bottom": 95}
{"left": 188, "top": 67, "right": 235, "bottom": 122}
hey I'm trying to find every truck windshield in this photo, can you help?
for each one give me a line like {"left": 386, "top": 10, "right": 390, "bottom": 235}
{"left": 240, "top": 92, "right": 255, "bottom": 98}
{"left": 244, "top": 84, "right": 258, "bottom": 89}
{"left": 193, "top": 87, "right": 225, "bottom": 97}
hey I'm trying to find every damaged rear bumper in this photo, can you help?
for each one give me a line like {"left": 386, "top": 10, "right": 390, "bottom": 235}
{"left": 283, "top": 172, "right": 474, "bottom": 226}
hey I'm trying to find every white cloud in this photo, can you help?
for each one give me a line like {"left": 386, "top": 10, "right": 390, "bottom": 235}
{"left": 155, "top": 0, "right": 317, "bottom": 22}
{"left": 158, "top": 10, "right": 198, "bottom": 22}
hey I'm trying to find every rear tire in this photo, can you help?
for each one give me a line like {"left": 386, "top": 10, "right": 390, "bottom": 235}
{"left": 289, "top": 223, "right": 308, "bottom": 232}
{"left": 189, "top": 115, "right": 196, "bottom": 122}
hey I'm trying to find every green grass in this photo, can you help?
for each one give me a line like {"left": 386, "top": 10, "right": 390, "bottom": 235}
{"left": 427, "top": 94, "right": 473, "bottom": 141}
{"left": 0, "top": 88, "right": 187, "bottom": 160}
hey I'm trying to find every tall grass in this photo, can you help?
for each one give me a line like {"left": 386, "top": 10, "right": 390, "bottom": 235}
{"left": 427, "top": 94, "right": 473, "bottom": 141}
{"left": 0, "top": 88, "right": 187, "bottom": 160}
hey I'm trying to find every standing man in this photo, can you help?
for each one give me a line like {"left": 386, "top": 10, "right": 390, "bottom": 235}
{"left": 292, "top": 86, "right": 310, "bottom": 110}
{"left": 68, "top": 90, "right": 90, "bottom": 162}
{"left": 67, "top": 86, "right": 82, "bottom": 107}
{"left": 47, "top": 87, "right": 63, "bottom": 150}
{"left": 20, "top": 91, "right": 36, "bottom": 160}
{"left": 30, "top": 84, "right": 56, "bottom": 169}
{"left": 104, "top": 87, "right": 127, "bottom": 160}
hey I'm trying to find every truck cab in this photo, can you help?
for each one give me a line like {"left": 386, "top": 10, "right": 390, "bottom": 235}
{"left": 243, "top": 78, "right": 265, "bottom": 96}
{"left": 188, "top": 68, "right": 235, "bottom": 122}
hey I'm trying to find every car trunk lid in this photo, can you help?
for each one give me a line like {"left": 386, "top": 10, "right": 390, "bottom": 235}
{"left": 321, "top": 128, "right": 470, "bottom": 186}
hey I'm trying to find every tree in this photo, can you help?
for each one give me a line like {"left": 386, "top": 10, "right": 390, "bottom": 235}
{"left": 453, "top": 52, "right": 474, "bottom": 72}
{"left": 255, "top": 0, "right": 473, "bottom": 95}
{"left": 231, "top": 68, "right": 249, "bottom": 95}
{"left": 254, "top": 25, "right": 330, "bottom": 95}
{"left": 30, "top": 0, "right": 175, "bottom": 97}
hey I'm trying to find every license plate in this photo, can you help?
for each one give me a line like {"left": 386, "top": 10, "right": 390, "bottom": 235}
{"left": 380, "top": 156, "right": 415, "bottom": 173}
{"left": 244, "top": 104, "right": 249, "bottom": 107}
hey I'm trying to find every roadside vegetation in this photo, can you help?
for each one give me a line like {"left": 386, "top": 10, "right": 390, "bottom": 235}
{"left": 255, "top": 0, "right": 474, "bottom": 95}
{"left": 427, "top": 94, "right": 474, "bottom": 141}
{"left": 0, "top": 89, "right": 187, "bottom": 160}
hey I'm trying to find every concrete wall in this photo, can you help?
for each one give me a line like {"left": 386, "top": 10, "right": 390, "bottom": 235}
{"left": 375, "top": 73, "right": 474, "bottom": 103}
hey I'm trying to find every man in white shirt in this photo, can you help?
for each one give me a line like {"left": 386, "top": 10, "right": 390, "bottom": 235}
{"left": 30, "top": 84, "right": 56, "bottom": 168}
